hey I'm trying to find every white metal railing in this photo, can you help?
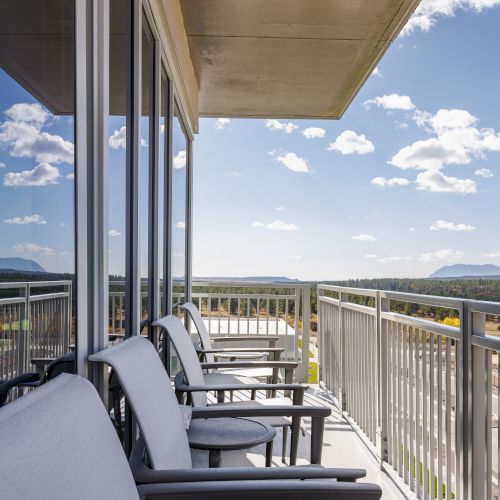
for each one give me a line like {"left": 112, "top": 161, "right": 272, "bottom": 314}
{"left": 108, "top": 280, "right": 311, "bottom": 381}
{"left": 0, "top": 281, "right": 73, "bottom": 393}
{"left": 317, "top": 284, "right": 500, "bottom": 500}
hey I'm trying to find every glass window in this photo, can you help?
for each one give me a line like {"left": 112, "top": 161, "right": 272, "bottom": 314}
{"left": 108, "top": 0, "right": 127, "bottom": 338}
{"left": 159, "top": 70, "right": 167, "bottom": 315}
{"left": 139, "top": 16, "right": 154, "bottom": 335}
{"left": 172, "top": 106, "right": 187, "bottom": 311}
{"left": 0, "top": 0, "right": 75, "bottom": 397}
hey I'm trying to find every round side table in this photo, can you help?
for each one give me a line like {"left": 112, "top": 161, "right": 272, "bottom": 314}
{"left": 187, "top": 417, "right": 276, "bottom": 468}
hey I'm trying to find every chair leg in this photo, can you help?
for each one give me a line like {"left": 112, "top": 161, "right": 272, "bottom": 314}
{"left": 251, "top": 389, "right": 256, "bottom": 400}
{"left": 290, "top": 418, "right": 300, "bottom": 466}
{"left": 217, "top": 390, "right": 225, "bottom": 403}
{"left": 265, "top": 440, "right": 273, "bottom": 467}
{"left": 281, "top": 426, "right": 288, "bottom": 463}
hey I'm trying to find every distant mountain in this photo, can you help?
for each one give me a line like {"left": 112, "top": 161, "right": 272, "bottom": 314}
{"left": 194, "top": 276, "right": 301, "bottom": 283}
{"left": 429, "top": 264, "right": 500, "bottom": 279}
{"left": 0, "top": 258, "right": 46, "bottom": 273}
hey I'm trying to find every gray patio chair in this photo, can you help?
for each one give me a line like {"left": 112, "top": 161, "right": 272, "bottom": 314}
{"left": 153, "top": 315, "right": 324, "bottom": 465}
{"left": 0, "top": 374, "right": 382, "bottom": 499}
{"left": 181, "top": 301, "right": 283, "bottom": 365}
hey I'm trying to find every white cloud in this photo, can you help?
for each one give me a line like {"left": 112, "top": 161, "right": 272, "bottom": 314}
{"left": 0, "top": 103, "right": 73, "bottom": 164}
{"left": 415, "top": 169, "right": 477, "bottom": 193}
{"left": 370, "top": 176, "right": 410, "bottom": 187}
{"left": 351, "top": 234, "right": 376, "bottom": 242}
{"left": 108, "top": 229, "right": 122, "bottom": 237}
{"left": 173, "top": 150, "right": 186, "bottom": 169}
{"left": 229, "top": 171, "right": 240, "bottom": 177}
{"left": 4, "top": 214, "right": 46, "bottom": 225}
{"left": 109, "top": 126, "right": 126, "bottom": 149}
{"left": 482, "top": 250, "right": 500, "bottom": 258}
{"left": 0, "top": 162, "right": 5, "bottom": 169}
{"left": 252, "top": 220, "right": 299, "bottom": 231}
{"left": 402, "top": 0, "right": 500, "bottom": 36}
{"left": 372, "top": 66, "right": 381, "bottom": 77}
{"left": 14, "top": 242, "right": 55, "bottom": 256}
{"left": 175, "top": 221, "right": 186, "bottom": 229}
{"left": 66, "top": 172, "right": 74, "bottom": 180}
{"left": 302, "top": 127, "right": 326, "bottom": 139}
{"left": 214, "top": 118, "right": 231, "bottom": 130}
{"left": 275, "top": 206, "right": 286, "bottom": 211}
{"left": 430, "top": 219, "right": 476, "bottom": 231}
{"left": 276, "top": 152, "right": 310, "bottom": 173}
{"left": 5, "top": 103, "right": 49, "bottom": 124}
{"left": 364, "top": 254, "right": 378, "bottom": 259}
{"left": 364, "top": 94, "right": 415, "bottom": 111}
{"left": 390, "top": 108, "right": 500, "bottom": 171}
{"left": 266, "top": 120, "right": 298, "bottom": 134}
{"left": 418, "top": 248, "right": 464, "bottom": 262}
{"left": 409, "top": 227, "right": 415, "bottom": 232}
{"left": 475, "top": 167, "right": 493, "bottom": 177}
{"left": 377, "top": 256, "right": 414, "bottom": 263}
{"left": 287, "top": 255, "right": 302, "bottom": 260}
{"left": 328, "top": 130, "right": 375, "bottom": 155}
{"left": 4, "top": 163, "right": 60, "bottom": 187}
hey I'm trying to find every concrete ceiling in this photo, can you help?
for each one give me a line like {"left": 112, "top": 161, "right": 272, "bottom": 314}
{"left": 179, "top": 0, "right": 419, "bottom": 119}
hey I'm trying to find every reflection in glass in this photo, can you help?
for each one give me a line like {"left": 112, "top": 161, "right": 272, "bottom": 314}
{"left": 0, "top": 0, "right": 76, "bottom": 394}
{"left": 108, "top": 0, "right": 127, "bottom": 336}
{"left": 172, "top": 107, "right": 187, "bottom": 311}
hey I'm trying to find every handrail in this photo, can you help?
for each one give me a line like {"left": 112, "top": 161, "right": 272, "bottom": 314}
{"left": 317, "top": 283, "right": 500, "bottom": 499}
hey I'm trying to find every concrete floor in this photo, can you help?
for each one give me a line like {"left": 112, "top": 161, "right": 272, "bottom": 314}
{"left": 192, "top": 387, "right": 408, "bottom": 499}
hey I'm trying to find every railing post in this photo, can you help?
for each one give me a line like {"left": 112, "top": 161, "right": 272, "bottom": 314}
{"left": 377, "top": 292, "right": 389, "bottom": 466}
{"left": 298, "top": 285, "right": 311, "bottom": 384}
{"left": 317, "top": 286, "right": 322, "bottom": 383}
{"left": 17, "top": 283, "right": 29, "bottom": 378}
{"left": 339, "top": 290, "right": 347, "bottom": 412}
{"left": 468, "top": 302, "right": 487, "bottom": 500}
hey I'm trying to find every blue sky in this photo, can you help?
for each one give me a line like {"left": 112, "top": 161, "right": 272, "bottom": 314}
{"left": 1, "top": 1, "right": 500, "bottom": 280}
{"left": 192, "top": 2, "right": 500, "bottom": 280}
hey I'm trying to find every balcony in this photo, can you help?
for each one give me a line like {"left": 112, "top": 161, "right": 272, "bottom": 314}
{"left": 2, "top": 278, "right": 499, "bottom": 498}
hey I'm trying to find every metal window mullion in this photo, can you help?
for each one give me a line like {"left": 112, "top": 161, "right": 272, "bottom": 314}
{"left": 184, "top": 139, "right": 193, "bottom": 303}
{"left": 148, "top": 37, "right": 161, "bottom": 342}
{"left": 125, "top": 0, "right": 142, "bottom": 338}
{"left": 163, "top": 78, "right": 173, "bottom": 317}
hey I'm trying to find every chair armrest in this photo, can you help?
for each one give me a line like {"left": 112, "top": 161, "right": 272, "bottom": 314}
{"left": 191, "top": 405, "right": 330, "bottom": 419}
{"left": 201, "top": 361, "right": 297, "bottom": 370}
{"left": 196, "top": 347, "right": 284, "bottom": 355}
{"left": 131, "top": 438, "right": 364, "bottom": 485}
{"left": 176, "top": 379, "right": 307, "bottom": 394}
{"left": 211, "top": 335, "right": 279, "bottom": 344}
{"left": 137, "top": 481, "right": 382, "bottom": 499}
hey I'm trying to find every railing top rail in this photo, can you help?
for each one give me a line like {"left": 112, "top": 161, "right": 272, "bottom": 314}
{"left": 0, "top": 296, "right": 25, "bottom": 306}
{"left": 190, "top": 292, "right": 297, "bottom": 300}
{"left": 109, "top": 280, "right": 310, "bottom": 290}
{"left": 318, "top": 284, "right": 378, "bottom": 298}
{"left": 471, "top": 334, "right": 500, "bottom": 351}
{"left": 30, "top": 292, "right": 71, "bottom": 302}
{"left": 469, "top": 299, "right": 500, "bottom": 315}
{"left": 27, "top": 280, "right": 72, "bottom": 288}
{"left": 319, "top": 296, "right": 339, "bottom": 306}
{"left": 382, "top": 311, "right": 461, "bottom": 341}
{"left": 379, "top": 290, "right": 463, "bottom": 309}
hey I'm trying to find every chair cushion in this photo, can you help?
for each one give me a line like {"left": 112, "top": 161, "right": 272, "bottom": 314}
{"left": 0, "top": 374, "right": 138, "bottom": 500}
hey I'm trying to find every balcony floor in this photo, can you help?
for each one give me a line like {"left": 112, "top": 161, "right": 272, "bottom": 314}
{"left": 192, "top": 387, "right": 406, "bottom": 499}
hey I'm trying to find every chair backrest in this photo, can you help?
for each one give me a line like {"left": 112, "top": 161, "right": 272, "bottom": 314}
{"left": 0, "top": 374, "right": 138, "bottom": 500}
{"left": 42, "top": 351, "right": 76, "bottom": 383}
{"left": 153, "top": 315, "right": 208, "bottom": 407}
{"left": 89, "top": 336, "right": 193, "bottom": 471}
{"left": 180, "top": 302, "right": 215, "bottom": 363}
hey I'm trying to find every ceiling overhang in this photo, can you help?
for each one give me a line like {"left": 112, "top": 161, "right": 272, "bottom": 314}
{"left": 179, "top": 0, "right": 420, "bottom": 119}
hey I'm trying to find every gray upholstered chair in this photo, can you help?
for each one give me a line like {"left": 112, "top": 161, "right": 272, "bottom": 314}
{"left": 0, "top": 371, "right": 382, "bottom": 499}
{"left": 153, "top": 315, "right": 326, "bottom": 465}
{"left": 181, "top": 301, "right": 283, "bottom": 365}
